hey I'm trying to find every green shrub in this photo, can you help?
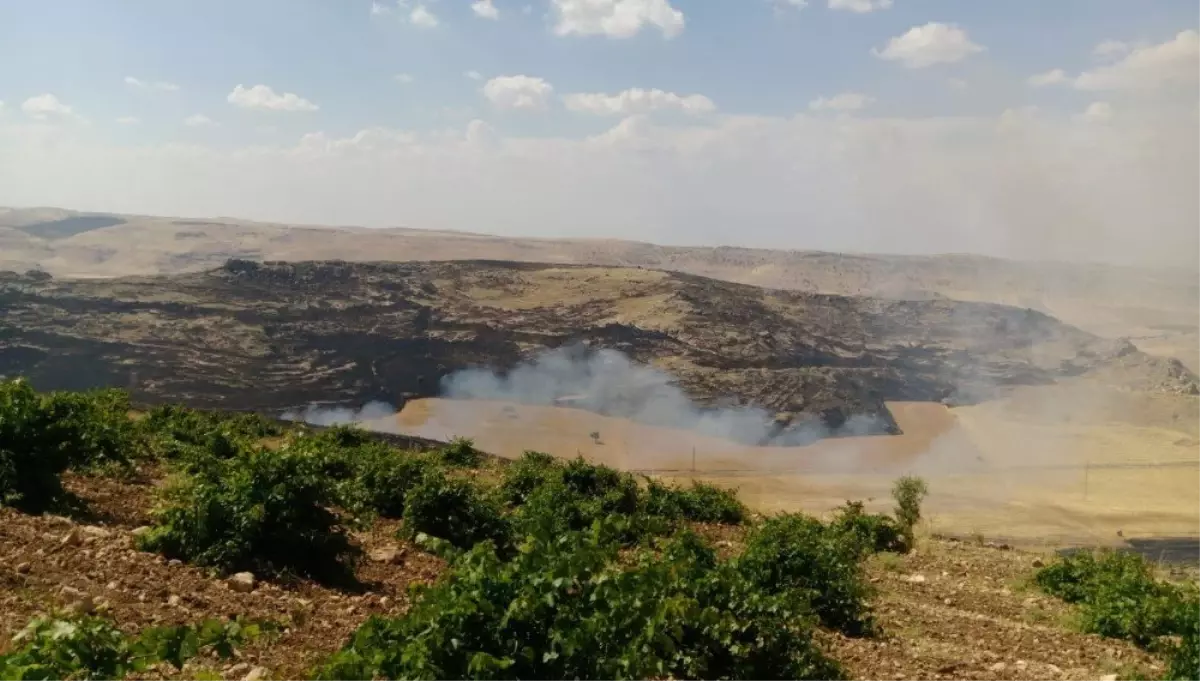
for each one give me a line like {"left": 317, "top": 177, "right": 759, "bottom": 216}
{"left": 315, "top": 521, "right": 844, "bottom": 681}
{"left": 498, "top": 450, "right": 561, "bottom": 505}
{"left": 737, "top": 513, "right": 875, "bottom": 636}
{"left": 0, "top": 380, "right": 145, "bottom": 509}
{"left": 439, "top": 437, "right": 483, "bottom": 468}
{"left": 831, "top": 501, "right": 906, "bottom": 554}
{"left": 1167, "top": 619, "right": 1199, "bottom": 681}
{"left": 1035, "top": 551, "right": 1188, "bottom": 644}
{"left": 643, "top": 479, "right": 746, "bottom": 525}
{"left": 401, "top": 469, "right": 510, "bottom": 551}
{"left": 142, "top": 404, "right": 283, "bottom": 459}
{"left": 891, "top": 476, "right": 928, "bottom": 547}
{"left": 0, "top": 615, "right": 262, "bottom": 680}
{"left": 138, "top": 445, "right": 356, "bottom": 579}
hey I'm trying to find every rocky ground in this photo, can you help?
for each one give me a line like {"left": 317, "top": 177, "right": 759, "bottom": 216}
{"left": 0, "top": 468, "right": 1176, "bottom": 681}
{"left": 2, "top": 260, "right": 1194, "bottom": 447}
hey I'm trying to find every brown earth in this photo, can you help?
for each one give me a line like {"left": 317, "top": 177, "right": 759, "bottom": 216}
{"left": 0, "top": 468, "right": 1176, "bottom": 681}
{"left": 2, "top": 206, "right": 1195, "bottom": 373}
{"left": 5, "top": 259, "right": 1192, "bottom": 448}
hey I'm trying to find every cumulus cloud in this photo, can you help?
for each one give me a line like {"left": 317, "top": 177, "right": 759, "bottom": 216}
{"left": 464, "top": 70, "right": 483, "bottom": 80}
{"left": 227, "top": 84, "right": 319, "bottom": 112}
{"left": 808, "top": 92, "right": 874, "bottom": 111}
{"left": 409, "top": 4, "right": 439, "bottom": 28}
{"left": 563, "top": 88, "right": 715, "bottom": 116}
{"left": 124, "top": 76, "right": 180, "bottom": 92}
{"left": 1093, "top": 40, "right": 1130, "bottom": 60}
{"left": 828, "top": 0, "right": 892, "bottom": 13}
{"left": 873, "top": 22, "right": 984, "bottom": 68}
{"left": 183, "top": 114, "right": 215, "bottom": 127}
{"left": 483, "top": 75, "right": 554, "bottom": 110}
{"left": 21, "top": 94, "right": 75, "bottom": 120}
{"left": 1074, "top": 30, "right": 1198, "bottom": 91}
{"left": 1078, "top": 101, "right": 1114, "bottom": 123}
{"left": 4, "top": 105, "right": 1194, "bottom": 270}
{"left": 1027, "top": 69, "right": 1067, "bottom": 87}
{"left": 552, "top": 0, "right": 684, "bottom": 39}
{"left": 471, "top": 0, "right": 499, "bottom": 19}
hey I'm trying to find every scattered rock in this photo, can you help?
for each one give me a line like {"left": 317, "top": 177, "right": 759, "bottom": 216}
{"left": 943, "top": 598, "right": 954, "bottom": 606}
{"left": 80, "top": 525, "right": 112, "bottom": 540}
{"left": 379, "top": 596, "right": 391, "bottom": 608}
{"left": 368, "top": 546, "right": 405, "bottom": 564}
{"left": 225, "top": 662, "right": 251, "bottom": 678}
{"left": 131, "top": 526, "right": 153, "bottom": 538}
{"left": 15, "top": 562, "right": 31, "bottom": 574}
{"left": 106, "top": 580, "right": 120, "bottom": 590}
{"left": 1099, "top": 674, "right": 1118, "bottom": 681}
{"left": 65, "top": 594, "right": 96, "bottom": 616}
{"left": 988, "top": 662, "right": 1007, "bottom": 673}
{"left": 167, "top": 594, "right": 182, "bottom": 607}
{"left": 1045, "top": 663, "right": 1062, "bottom": 676}
{"left": 1032, "top": 557, "right": 1045, "bottom": 568}
{"left": 243, "top": 666, "right": 269, "bottom": 681}
{"left": 59, "top": 529, "right": 82, "bottom": 548}
{"left": 168, "top": 559, "right": 184, "bottom": 568}
{"left": 228, "top": 572, "right": 256, "bottom": 593}
{"left": 904, "top": 574, "right": 927, "bottom": 584}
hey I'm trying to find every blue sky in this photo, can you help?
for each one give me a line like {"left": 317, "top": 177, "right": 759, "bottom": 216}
{"left": 0, "top": 1, "right": 1196, "bottom": 266}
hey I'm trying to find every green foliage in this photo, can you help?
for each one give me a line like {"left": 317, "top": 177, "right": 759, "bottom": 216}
{"left": 891, "top": 476, "right": 928, "bottom": 546}
{"left": 497, "top": 451, "right": 561, "bottom": 506}
{"left": 401, "top": 468, "right": 510, "bottom": 551}
{"left": 0, "top": 379, "right": 143, "bottom": 510}
{"left": 138, "top": 444, "right": 357, "bottom": 579}
{"left": 439, "top": 437, "right": 483, "bottom": 468}
{"left": 1167, "top": 620, "right": 1199, "bottom": 681}
{"left": 643, "top": 479, "right": 747, "bottom": 525}
{"left": 1035, "top": 551, "right": 1191, "bottom": 645}
{"left": 0, "top": 615, "right": 261, "bottom": 680}
{"left": 315, "top": 521, "right": 844, "bottom": 681}
{"left": 830, "top": 501, "right": 906, "bottom": 555}
{"left": 737, "top": 513, "right": 875, "bottom": 636}
{"left": 141, "top": 404, "right": 283, "bottom": 463}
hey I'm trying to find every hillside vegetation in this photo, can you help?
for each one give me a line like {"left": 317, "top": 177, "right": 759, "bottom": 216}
{"left": 1, "top": 379, "right": 1196, "bottom": 680}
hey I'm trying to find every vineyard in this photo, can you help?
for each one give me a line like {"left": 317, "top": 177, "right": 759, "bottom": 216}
{"left": 0, "top": 378, "right": 1196, "bottom": 680}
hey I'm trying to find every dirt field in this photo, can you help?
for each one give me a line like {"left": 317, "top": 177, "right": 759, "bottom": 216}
{"left": 385, "top": 388, "right": 1200, "bottom": 551}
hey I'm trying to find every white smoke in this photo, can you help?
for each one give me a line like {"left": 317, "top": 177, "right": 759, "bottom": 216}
{"left": 438, "top": 344, "right": 885, "bottom": 447}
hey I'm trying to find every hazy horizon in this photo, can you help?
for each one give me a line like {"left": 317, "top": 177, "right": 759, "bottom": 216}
{"left": 2, "top": 1, "right": 1197, "bottom": 268}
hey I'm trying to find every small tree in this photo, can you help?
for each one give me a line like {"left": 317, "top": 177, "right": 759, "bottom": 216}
{"left": 891, "top": 476, "right": 928, "bottom": 547}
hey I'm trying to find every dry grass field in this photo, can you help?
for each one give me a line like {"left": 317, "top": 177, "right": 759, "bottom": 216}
{"left": 386, "top": 384, "right": 1200, "bottom": 550}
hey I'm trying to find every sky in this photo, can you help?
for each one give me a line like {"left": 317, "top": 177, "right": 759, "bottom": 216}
{"left": 0, "top": 0, "right": 1197, "bottom": 267}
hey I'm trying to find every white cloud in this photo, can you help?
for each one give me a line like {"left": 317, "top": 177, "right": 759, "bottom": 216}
{"left": 395, "top": 73, "right": 415, "bottom": 84}
{"left": 227, "top": 84, "right": 319, "bottom": 112}
{"left": 873, "top": 22, "right": 984, "bottom": 68}
{"left": 116, "top": 116, "right": 141, "bottom": 125}
{"left": 21, "top": 94, "right": 75, "bottom": 120}
{"left": 3, "top": 101, "right": 1197, "bottom": 271}
{"left": 1078, "top": 101, "right": 1114, "bottom": 123}
{"left": 409, "top": 4, "right": 439, "bottom": 28}
{"left": 828, "top": 0, "right": 892, "bottom": 13}
{"left": 483, "top": 75, "right": 554, "bottom": 110}
{"left": 1074, "top": 30, "right": 1199, "bottom": 91}
{"left": 1093, "top": 40, "right": 1130, "bottom": 60}
{"left": 124, "top": 76, "right": 180, "bottom": 92}
{"left": 471, "top": 0, "right": 499, "bottom": 19}
{"left": 551, "top": 0, "right": 684, "bottom": 39}
{"left": 465, "top": 70, "right": 483, "bottom": 80}
{"left": 1028, "top": 68, "right": 1067, "bottom": 87}
{"left": 183, "top": 114, "right": 215, "bottom": 127}
{"left": 370, "top": 0, "right": 392, "bottom": 15}
{"left": 563, "top": 88, "right": 715, "bottom": 116}
{"left": 808, "top": 92, "right": 874, "bottom": 112}
{"left": 774, "top": 0, "right": 807, "bottom": 9}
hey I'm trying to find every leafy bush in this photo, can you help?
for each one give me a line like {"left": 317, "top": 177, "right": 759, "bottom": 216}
{"left": 643, "top": 479, "right": 746, "bottom": 525}
{"left": 891, "top": 476, "right": 928, "bottom": 546}
{"left": 142, "top": 404, "right": 283, "bottom": 458}
{"left": 831, "top": 500, "right": 906, "bottom": 554}
{"left": 0, "top": 380, "right": 143, "bottom": 509}
{"left": 737, "top": 513, "right": 875, "bottom": 636}
{"left": 401, "top": 468, "right": 510, "bottom": 551}
{"left": 315, "top": 521, "right": 844, "bottom": 681}
{"left": 1035, "top": 551, "right": 1192, "bottom": 645}
{"left": 138, "top": 445, "right": 357, "bottom": 579}
{"left": 0, "top": 615, "right": 262, "bottom": 680}
{"left": 498, "top": 450, "right": 561, "bottom": 505}
{"left": 439, "top": 437, "right": 483, "bottom": 468}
